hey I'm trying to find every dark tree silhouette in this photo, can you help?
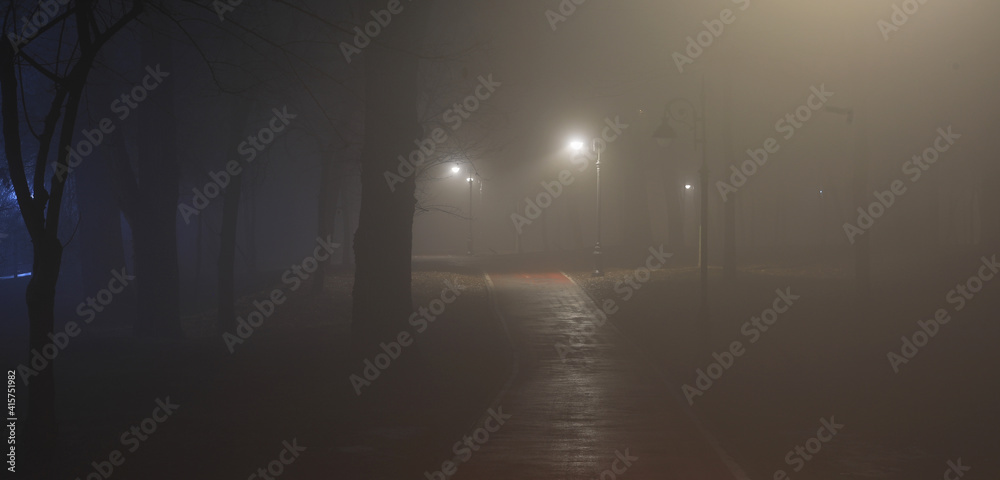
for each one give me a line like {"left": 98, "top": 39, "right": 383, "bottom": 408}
{"left": 217, "top": 98, "right": 254, "bottom": 332}
{"left": 351, "top": 0, "right": 434, "bottom": 344}
{"left": 133, "top": 14, "right": 182, "bottom": 337}
{"left": 0, "top": 0, "right": 144, "bottom": 470}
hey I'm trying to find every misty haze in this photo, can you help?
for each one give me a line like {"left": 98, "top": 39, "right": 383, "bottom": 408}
{"left": 1, "top": 0, "right": 999, "bottom": 478}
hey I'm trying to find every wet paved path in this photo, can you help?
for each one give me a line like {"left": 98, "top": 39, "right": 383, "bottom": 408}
{"left": 452, "top": 270, "right": 746, "bottom": 480}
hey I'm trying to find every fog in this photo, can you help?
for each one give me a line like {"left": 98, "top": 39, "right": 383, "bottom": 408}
{"left": 1, "top": 0, "right": 998, "bottom": 478}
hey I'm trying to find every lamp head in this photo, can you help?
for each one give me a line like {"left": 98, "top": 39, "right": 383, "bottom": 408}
{"left": 653, "top": 120, "right": 676, "bottom": 147}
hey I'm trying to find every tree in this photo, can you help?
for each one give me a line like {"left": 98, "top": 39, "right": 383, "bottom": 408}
{"left": 217, "top": 97, "right": 254, "bottom": 331}
{"left": 75, "top": 65, "right": 129, "bottom": 310}
{"left": 133, "top": 12, "right": 182, "bottom": 337}
{"left": 351, "top": 0, "right": 434, "bottom": 345}
{"left": 0, "top": 0, "right": 144, "bottom": 469}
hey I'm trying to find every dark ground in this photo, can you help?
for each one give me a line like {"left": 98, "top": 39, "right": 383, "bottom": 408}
{"left": 1, "top": 262, "right": 510, "bottom": 479}
{"left": 1, "top": 244, "right": 998, "bottom": 479}
{"left": 566, "top": 245, "right": 1000, "bottom": 479}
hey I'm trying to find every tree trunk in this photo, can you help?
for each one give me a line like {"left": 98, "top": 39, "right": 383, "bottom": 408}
{"left": 76, "top": 146, "right": 126, "bottom": 300}
{"left": 217, "top": 98, "right": 254, "bottom": 332}
{"left": 341, "top": 196, "right": 355, "bottom": 266}
{"left": 134, "top": 20, "right": 181, "bottom": 338}
{"left": 78, "top": 65, "right": 128, "bottom": 299}
{"left": 218, "top": 174, "right": 244, "bottom": 332}
{"left": 244, "top": 177, "right": 259, "bottom": 275}
{"left": 348, "top": 8, "right": 434, "bottom": 441}
{"left": 351, "top": 0, "right": 432, "bottom": 346}
{"left": 0, "top": 5, "right": 143, "bottom": 472}
{"left": 314, "top": 156, "right": 343, "bottom": 295}
{"left": 76, "top": 161, "right": 128, "bottom": 319}
{"left": 24, "top": 237, "right": 61, "bottom": 473}
{"left": 2, "top": 44, "right": 85, "bottom": 476}
{"left": 195, "top": 212, "right": 204, "bottom": 303}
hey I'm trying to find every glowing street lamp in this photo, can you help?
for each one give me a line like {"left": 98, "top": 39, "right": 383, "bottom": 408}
{"left": 451, "top": 162, "right": 477, "bottom": 255}
{"left": 569, "top": 137, "right": 604, "bottom": 276}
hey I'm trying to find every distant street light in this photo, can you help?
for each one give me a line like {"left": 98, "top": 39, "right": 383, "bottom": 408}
{"left": 451, "top": 162, "right": 477, "bottom": 255}
{"left": 653, "top": 78, "right": 710, "bottom": 327}
{"left": 466, "top": 175, "right": 474, "bottom": 255}
{"left": 569, "top": 138, "right": 603, "bottom": 276}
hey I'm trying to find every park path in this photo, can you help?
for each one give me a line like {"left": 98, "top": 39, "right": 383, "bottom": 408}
{"left": 450, "top": 270, "right": 746, "bottom": 480}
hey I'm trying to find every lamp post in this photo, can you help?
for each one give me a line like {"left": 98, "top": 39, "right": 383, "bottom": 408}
{"left": 467, "top": 174, "right": 474, "bottom": 255}
{"left": 452, "top": 164, "right": 476, "bottom": 255}
{"left": 570, "top": 138, "right": 603, "bottom": 276}
{"left": 653, "top": 79, "right": 709, "bottom": 325}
